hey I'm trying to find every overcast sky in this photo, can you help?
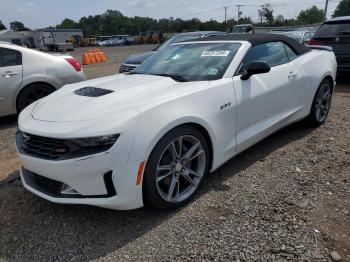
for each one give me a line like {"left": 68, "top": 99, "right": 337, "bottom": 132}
{"left": 0, "top": 0, "right": 339, "bottom": 29}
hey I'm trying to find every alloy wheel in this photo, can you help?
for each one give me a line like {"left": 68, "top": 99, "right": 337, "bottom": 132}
{"left": 156, "top": 135, "right": 206, "bottom": 203}
{"left": 315, "top": 82, "right": 332, "bottom": 123}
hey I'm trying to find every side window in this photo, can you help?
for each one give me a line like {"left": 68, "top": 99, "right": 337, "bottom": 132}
{"left": 284, "top": 44, "right": 298, "bottom": 60}
{"left": 0, "top": 48, "right": 22, "bottom": 68}
{"left": 238, "top": 42, "right": 289, "bottom": 73}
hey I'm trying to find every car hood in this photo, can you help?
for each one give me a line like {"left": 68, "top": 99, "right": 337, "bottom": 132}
{"left": 31, "top": 74, "right": 207, "bottom": 122}
{"left": 122, "top": 51, "right": 156, "bottom": 65}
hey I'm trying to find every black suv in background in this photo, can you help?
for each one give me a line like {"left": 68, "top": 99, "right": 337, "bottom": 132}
{"left": 308, "top": 16, "right": 350, "bottom": 75}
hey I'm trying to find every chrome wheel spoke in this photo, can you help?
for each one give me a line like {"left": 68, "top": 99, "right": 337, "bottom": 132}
{"left": 189, "top": 149, "right": 205, "bottom": 161}
{"left": 178, "top": 136, "right": 183, "bottom": 158}
{"left": 183, "top": 142, "right": 200, "bottom": 160}
{"left": 316, "top": 108, "right": 322, "bottom": 121}
{"left": 175, "top": 180, "right": 180, "bottom": 201}
{"left": 188, "top": 169, "right": 203, "bottom": 178}
{"left": 170, "top": 142, "right": 178, "bottom": 161}
{"left": 157, "top": 171, "right": 172, "bottom": 182}
{"left": 157, "top": 165, "right": 171, "bottom": 171}
{"left": 167, "top": 176, "right": 177, "bottom": 201}
{"left": 323, "top": 89, "right": 331, "bottom": 100}
{"left": 182, "top": 171, "right": 196, "bottom": 186}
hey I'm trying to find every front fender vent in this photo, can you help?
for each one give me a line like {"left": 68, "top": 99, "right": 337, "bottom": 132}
{"left": 74, "top": 87, "right": 113, "bottom": 97}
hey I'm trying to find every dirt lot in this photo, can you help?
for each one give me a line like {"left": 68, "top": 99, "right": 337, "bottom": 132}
{"left": 72, "top": 45, "right": 158, "bottom": 80}
{"left": 0, "top": 46, "right": 349, "bottom": 261}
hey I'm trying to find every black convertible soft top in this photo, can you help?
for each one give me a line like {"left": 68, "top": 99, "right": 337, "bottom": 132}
{"left": 185, "top": 33, "right": 310, "bottom": 55}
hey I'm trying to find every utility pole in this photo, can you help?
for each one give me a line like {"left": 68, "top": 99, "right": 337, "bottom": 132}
{"left": 224, "top": 6, "right": 227, "bottom": 23}
{"left": 237, "top": 5, "right": 242, "bottom": 23}
{"left": 324, "top": 0, "right": 329, "bottom": 21}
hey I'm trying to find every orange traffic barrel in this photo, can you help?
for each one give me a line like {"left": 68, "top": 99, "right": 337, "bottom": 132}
{"left": 95, "top": 52, "right": 102, "bottom": 63}
{"left": 82, "top": 53, "right": 91, "bottom": 65}
{"left": 100, "top": 52, "right": 107, "bottom": 62}
{"left": 90, "top": 52, "right": 97, "bottom": 64}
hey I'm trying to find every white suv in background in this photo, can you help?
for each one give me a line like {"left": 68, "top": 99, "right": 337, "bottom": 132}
{"left": 0, "top": 42, "right": 86, "bottom": 117}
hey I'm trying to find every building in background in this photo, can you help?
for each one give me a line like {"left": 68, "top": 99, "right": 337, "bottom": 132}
{"left": 38, "top": 29, "right": 83, "bottom": 49}
{"left": 0, "top": 29, "right": 83, "bottom": 49}
{"left": 0, "top": 30, "right": 39, "bottom": 47}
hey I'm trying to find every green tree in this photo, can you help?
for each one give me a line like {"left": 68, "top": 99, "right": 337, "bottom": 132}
{"left": 258, "top": 3, "right": 274, "bottom": 25}
{"left": 10, "top": 21, "right": 29, "bottom": 31}
{"left": 333, "top": 0, "right": 350, "bottom": 17}
{"left": 297, "top": 6, "right": 324, "bottom": 24}
{"left": 56, "top": 18, "right": 78, "bottom": 29}
{"left": 0, "top": 19, "right": 6, "bottom": 30}
{"left": 239, "top": 16, "right": 253, "bottom": 24}
{"left": 274, "top": 15, "right": 285, "bottom": 26}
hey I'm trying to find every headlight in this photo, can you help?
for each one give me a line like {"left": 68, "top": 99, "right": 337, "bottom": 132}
{"left": 74, "top": 134, "right": 120, "bottom": 147}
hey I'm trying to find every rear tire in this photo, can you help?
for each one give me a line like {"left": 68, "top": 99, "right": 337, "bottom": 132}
{"left": 17, "top": 83, "right": 56, "bottom": 113}
{"left": 306, "top": 79, "right": 333, "bottom": 127}
{"left": 143, "top": 126, "right": 210, "bottom": 210}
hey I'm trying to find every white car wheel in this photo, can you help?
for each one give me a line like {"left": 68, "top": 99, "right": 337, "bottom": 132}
{"left": 143, "top": 126, "right": 210, "bottom": 210}
{"left": 307, "top": 79, "right": 333, "bottom": 126}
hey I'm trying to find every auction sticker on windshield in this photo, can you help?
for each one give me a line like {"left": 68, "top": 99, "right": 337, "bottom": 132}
{"left": 201, "top": 50, "right": 230, "bottom": 57}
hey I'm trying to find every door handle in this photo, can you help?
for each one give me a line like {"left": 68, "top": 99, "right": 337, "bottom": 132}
{"left": 1, "top": 71, "right": 18, "bottom": 77}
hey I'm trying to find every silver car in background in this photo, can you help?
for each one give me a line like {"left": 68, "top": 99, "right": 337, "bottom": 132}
{"left": 269, "top": 30, "right": 315, "bottom": 45}
{"left": 0, "top": 42, "right": 85, "bottom": 117}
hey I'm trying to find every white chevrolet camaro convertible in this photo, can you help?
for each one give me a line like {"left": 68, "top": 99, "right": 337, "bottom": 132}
{"left": 16, "top": 34, "right": 337, "bottom": 210}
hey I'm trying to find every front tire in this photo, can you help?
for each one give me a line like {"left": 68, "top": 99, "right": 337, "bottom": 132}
{"left": 17, "top": 83, "right": 56, "bottom": 113}
{"left": 306, "top": 79, "right": 333, "bottom": 126}
{"left": 143, "top": 126, "right": 210, "bottom": 210}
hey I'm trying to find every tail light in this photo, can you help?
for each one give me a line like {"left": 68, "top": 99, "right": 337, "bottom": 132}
{"left": 65, "top": 58, "right": 81, "bottom": 72}
{"left": 307, "top": 39, "right": 324, "bottom": 45}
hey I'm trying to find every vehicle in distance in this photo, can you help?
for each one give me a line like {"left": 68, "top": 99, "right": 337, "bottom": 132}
{"left": 308, "top": 16, "right": 350, "bottom": 74}
{"left": 16, "top": 34, "right": 337, "bottom": 210}
{"left": 232, "top": 24, "right": 254, "bottom": 34}
{"left": 119, "top": 31, "right": 228, "bottom": 73}
{"left": 270, "top": 30, "right": 315, "bottom": 45}
{"left": 0, "top": 42, "right": 85, "bottom": 117}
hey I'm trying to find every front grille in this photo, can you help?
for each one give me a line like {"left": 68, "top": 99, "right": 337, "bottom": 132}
{"left": 19, "top": 133, "right": 70, "bottom": 160}
{"left": 22, "top": 169, "right": 64, "bottom": 197}
{"left": 16, "top": 131, "right": 117, "bottom": 161}
{"left": 22, "top": 168, "right": 117, "bottom": 198}
{"left": 32, "top": 173, "right": 63, "bottom": 196}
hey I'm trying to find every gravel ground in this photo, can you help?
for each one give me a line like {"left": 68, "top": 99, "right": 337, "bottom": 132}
{"left": 0, "top": 46, "right": 349, "bottom": 261}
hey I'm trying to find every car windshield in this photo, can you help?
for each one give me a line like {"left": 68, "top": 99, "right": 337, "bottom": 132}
{"left": 134, "top": 42, "right": 241, "bottom": 81}
{"left": 316, "top": 22, "right": 350, "bottom": 37}
{"left": 155, "top": 34, "right": 203, "bottom": 52}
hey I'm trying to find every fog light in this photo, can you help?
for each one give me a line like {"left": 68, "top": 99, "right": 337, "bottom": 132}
{"left": 61, "top": 184, "right": 79, "bottom": 195}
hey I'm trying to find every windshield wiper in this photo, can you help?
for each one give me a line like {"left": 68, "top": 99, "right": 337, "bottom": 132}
{"left": 152, "top": 73, "right": 189, "bottom": 82}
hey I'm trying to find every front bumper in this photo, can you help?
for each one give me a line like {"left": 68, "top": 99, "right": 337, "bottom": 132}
{"left": 16, "top": 135, "right": 145, "bottom": 210}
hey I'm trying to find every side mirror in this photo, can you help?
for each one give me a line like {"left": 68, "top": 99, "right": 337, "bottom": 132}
{"left": 241, "top": 61, "right": 271, "bottom": 80}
